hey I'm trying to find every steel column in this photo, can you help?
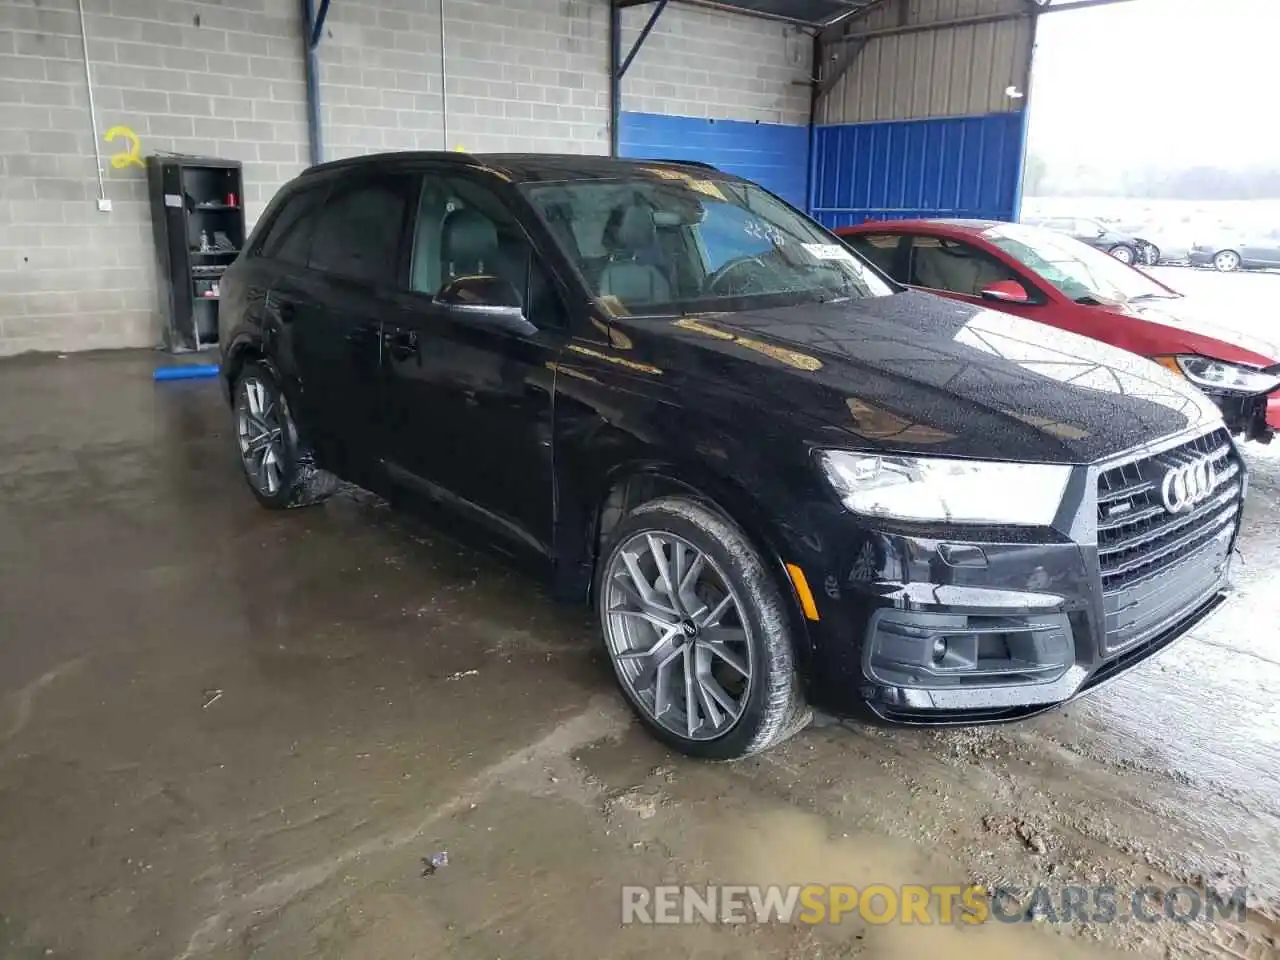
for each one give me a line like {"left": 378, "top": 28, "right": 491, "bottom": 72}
{"left": 301, "top": 0, "right": 330, "bottom": 166}
{"left": 609, "top": 0, "right": 669, "bottom": 158}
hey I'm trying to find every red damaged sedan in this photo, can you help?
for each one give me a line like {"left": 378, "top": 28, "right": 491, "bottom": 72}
{"left": 838, "top": 219, "right": 1280, "bottom": 442}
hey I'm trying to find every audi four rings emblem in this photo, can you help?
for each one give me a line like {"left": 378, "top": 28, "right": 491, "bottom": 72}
{"left": 1160, "top": 456, "right": 1218, "bottom": 514}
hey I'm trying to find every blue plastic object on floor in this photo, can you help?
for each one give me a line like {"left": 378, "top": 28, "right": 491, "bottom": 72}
{"left": 153, "top": 364, "right": 220, "bottom": 381}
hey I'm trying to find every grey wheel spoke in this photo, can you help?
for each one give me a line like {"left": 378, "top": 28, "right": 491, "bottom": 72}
{"left": 677, "top": 552, "right": 706, "bottom": 616}
{"left": 245, "top": 428, "right": 280, "bottom": 454}
{"left": 246, "top": 380, "right": 264, "bottom": 417}
{"left": 621, "top": 550, "right": 676, "bottom": 616}
{"left": 610, "top": 607, "right": 676, "bottom": 630}
{"left": 698, "top": 671, "right": 740, "bottom": 726}
{"left": 699, "top": 594, "right": 734, "bottom": 629}
{"left": 695, "top": 673, "right": 724, "bottom": 730}
{"left": 700, "top": 628, "right": 749, "bottom": 677}
{"left": 653, "top": 645, "right": 680, "bottom": 716}
{"left": 612, "top": 570, "right": 674, "bottom": 620}
{"left": 617, "top": 625, "right": 680, "bottom": 681}
{"left": 262, "top": 447, "right": 282, "bottom": 494}
{"left": 646, "top": 534, "right": 682, "bottom": 613}
{"left": 682, "top": 647, "right": 699, "bottom": 737}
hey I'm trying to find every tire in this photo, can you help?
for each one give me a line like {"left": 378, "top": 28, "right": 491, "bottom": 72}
{"left": 1109, "top": 244, "right": 1136, "bottom": 265}
{"left": 595, "top": 496, "right": 811, "bottom": 760}
{"left": 1214, "top": 249, "right": 1241, "bottom": 273}
{"left": 232, "top": 361, "right": 338, "bottom": 510}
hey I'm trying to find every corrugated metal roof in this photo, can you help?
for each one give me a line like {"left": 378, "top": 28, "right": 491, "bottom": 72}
{"left": 817, "top": 0, "right": 1033, "bottom": 124}
{"left": 663, "top": 0, "right": 883, "bottom": 28}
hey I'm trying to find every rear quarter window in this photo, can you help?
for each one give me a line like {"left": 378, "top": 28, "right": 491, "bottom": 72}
{"left": 255, "top": 186, "right": 325, "bottom": 265}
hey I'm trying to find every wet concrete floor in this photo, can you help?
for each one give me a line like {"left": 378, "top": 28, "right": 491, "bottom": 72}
{"left": 1, "top": 349, "right": 1278, "bottom": 959}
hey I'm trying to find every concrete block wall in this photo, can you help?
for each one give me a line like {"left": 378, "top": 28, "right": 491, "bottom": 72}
{"left": 317, "top": 0, "right": 609, "bottom": 158}
{"left": 0, "top": 0, "right": 309, "bottom": 356}
{"left": 1, "top": 0, "right": 811, "bottom": 357}
{"left": 619, "top": 3, "right": 811, "bottom": 125}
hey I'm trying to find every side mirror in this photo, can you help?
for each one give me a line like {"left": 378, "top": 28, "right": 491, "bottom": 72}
{"left": 434, "top": 275, "right": 535, "bottom": 336}
{"left": 980, "top": 280, "right": 1034, "bottom": 305}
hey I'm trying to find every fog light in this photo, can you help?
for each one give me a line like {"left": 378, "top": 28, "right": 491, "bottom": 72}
{"left": 931, "top": 638, "right": 948, "bottom": 662}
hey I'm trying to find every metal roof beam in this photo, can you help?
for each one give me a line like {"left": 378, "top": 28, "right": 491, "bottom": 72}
{"left": 617, "top": 0, "right": 670, "bottom": 80}
{"left": 831, "top": 8, "right": 1028, "bottom": 43}
{"left": 1036, "top": 0, "right": 1141, "bottom": 13}
{"left": 815, "top": 35, "right": 867, "bottom": 98}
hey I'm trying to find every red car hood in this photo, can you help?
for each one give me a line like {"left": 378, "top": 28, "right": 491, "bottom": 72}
{"left": 1114, "top": 295, "right": 1278, "bottom": 366}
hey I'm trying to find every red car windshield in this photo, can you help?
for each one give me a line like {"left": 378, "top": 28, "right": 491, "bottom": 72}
{"left": 984, "top": 223, "right": 1175, "bottom": 305}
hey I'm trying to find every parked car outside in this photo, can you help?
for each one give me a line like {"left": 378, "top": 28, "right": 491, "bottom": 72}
{"left": 1114, "top": 220, "right": 1196, "bottom": 265}
{"left": 1189, "top": 226, "right": 1280, "bottom": 272}
{"left": 219, "top": 154, "right": 1244, "bottom": 759}
{"left": 839, "top": 219, "right": 1280, "bottom": 442}
{"left": 1023, "top": 215, "right": 1145, "bottom": 265}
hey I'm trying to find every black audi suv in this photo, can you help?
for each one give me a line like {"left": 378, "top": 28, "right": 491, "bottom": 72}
{"left": 219, "top": 153, "right": 1245, "bottom": 759}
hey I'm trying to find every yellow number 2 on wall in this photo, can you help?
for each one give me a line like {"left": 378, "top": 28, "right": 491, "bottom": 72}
{"left": 104, "top": 125, "right": 143, "bottom": 170}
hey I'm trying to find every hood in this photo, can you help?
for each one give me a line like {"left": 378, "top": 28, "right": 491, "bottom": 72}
{"left": 1115, "top": 296, "right": 1279, "bottom": 366}
{"left": 613, "top": 291, "right": 1222, "bottom": 464}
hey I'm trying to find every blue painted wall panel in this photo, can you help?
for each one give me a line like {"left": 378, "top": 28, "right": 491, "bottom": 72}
{"left": 619, "top": 112, "right": 809, "bottom": 210}
{"left": 809, "top": 111, "right": 1027, "bottom": 230}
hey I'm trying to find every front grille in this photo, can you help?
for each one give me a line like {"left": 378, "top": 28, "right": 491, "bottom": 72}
{"left": 1096, "top": 428, "right": 1242, "bottom": 652}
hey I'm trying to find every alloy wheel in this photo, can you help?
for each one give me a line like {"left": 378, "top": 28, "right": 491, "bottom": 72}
{"left": 602, "top": 531, "right": 753, "bottom": 742}
{"left": 1111, "top": 245, "right": 1134, "bottom": 264}
{"left": 1214, "top": 251, "right": 1240, "bottom": 272}
{"left": 236, "top": 378, "right": 285, "bottom": 496}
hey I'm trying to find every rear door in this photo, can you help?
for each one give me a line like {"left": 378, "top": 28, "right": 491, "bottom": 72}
{"left": 380, "top": 168, "right": 567, "bottom": 561}
{"left": 276, "top": 171, "right": 416, "bottom": 479}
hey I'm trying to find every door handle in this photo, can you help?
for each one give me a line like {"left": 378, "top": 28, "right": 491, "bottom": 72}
{"left": 384, "top": 328, "right": 419, "bottom": 362}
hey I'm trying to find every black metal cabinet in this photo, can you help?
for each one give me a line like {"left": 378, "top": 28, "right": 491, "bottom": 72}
{"left": 147, "top": 155, "right": 246, "bottom": 352}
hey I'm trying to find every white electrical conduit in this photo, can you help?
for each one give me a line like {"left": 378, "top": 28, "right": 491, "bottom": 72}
{"left": 439, "top": 0, "right": 448, "bottom": 149}
{"left": 76, "top": 0, "right": 107, "bottom": 203}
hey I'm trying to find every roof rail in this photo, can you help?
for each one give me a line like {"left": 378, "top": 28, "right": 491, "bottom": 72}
{"left": 300, "top": 150, "right": 476, "bottom": 176}
{"left": 629, "top": 156, "right": 721, "bottom": 171}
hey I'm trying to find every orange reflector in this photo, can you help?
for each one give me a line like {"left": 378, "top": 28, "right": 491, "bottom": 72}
{"left": 785, "top": 563, "right": 821, "bottom": 621}
{"left": 1154, "top": 356, "right": 1183, "bottom": 376}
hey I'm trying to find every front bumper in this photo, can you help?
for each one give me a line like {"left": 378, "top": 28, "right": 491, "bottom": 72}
{"left": 1188, "top": 249, "right": 1218, "bottom": 267}
{"left": 791, "top": 427, "right": 1244, "bottom": 724}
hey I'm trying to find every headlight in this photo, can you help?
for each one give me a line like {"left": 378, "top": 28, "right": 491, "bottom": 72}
{"left": 1159, "top": 355, "right": 1280, "bottom": 395}
{"left": 816, "top": 451, "right": 1071, "bottom": 525}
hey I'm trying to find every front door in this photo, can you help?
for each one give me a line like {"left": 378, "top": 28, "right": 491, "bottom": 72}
{"left": 381, "top": 170, "right": 566, "bottom": 561}
{"left": 901, "top": 234, "right": 1046, "bottom": 322}
{"left": 1241, "top": 230, "right": 1280, "bottom": 267}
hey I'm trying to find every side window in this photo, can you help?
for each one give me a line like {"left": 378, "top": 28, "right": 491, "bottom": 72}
{"left": 308, "top": 175, "right": 413, "bottom": 285}
{"left": 907, "top": 236, "right": 1019, "bottom": 297}
{"left": 408, "top": 173, "right": 554, "bottom": 321}
{"left": 256, "top": 187, "right": 324, "bottom": 265}
{"left": 845, "top": 233, "right": 902, "bottom": 277}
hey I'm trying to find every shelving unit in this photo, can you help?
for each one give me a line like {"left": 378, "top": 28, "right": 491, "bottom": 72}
{"left": 147, "top": 155, "right": 246, "bottom": 353}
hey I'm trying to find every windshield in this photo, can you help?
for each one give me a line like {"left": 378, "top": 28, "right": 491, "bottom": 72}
{"left": 984, "top": 223, "right": 1174, "bottom": 304}
{"left": 521, "top": 173, "right": 894, "bottom": 315}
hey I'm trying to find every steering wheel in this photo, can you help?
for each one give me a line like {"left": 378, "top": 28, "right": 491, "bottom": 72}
{"left": 706, "top": 255, "right": 773, "bottom": 296}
